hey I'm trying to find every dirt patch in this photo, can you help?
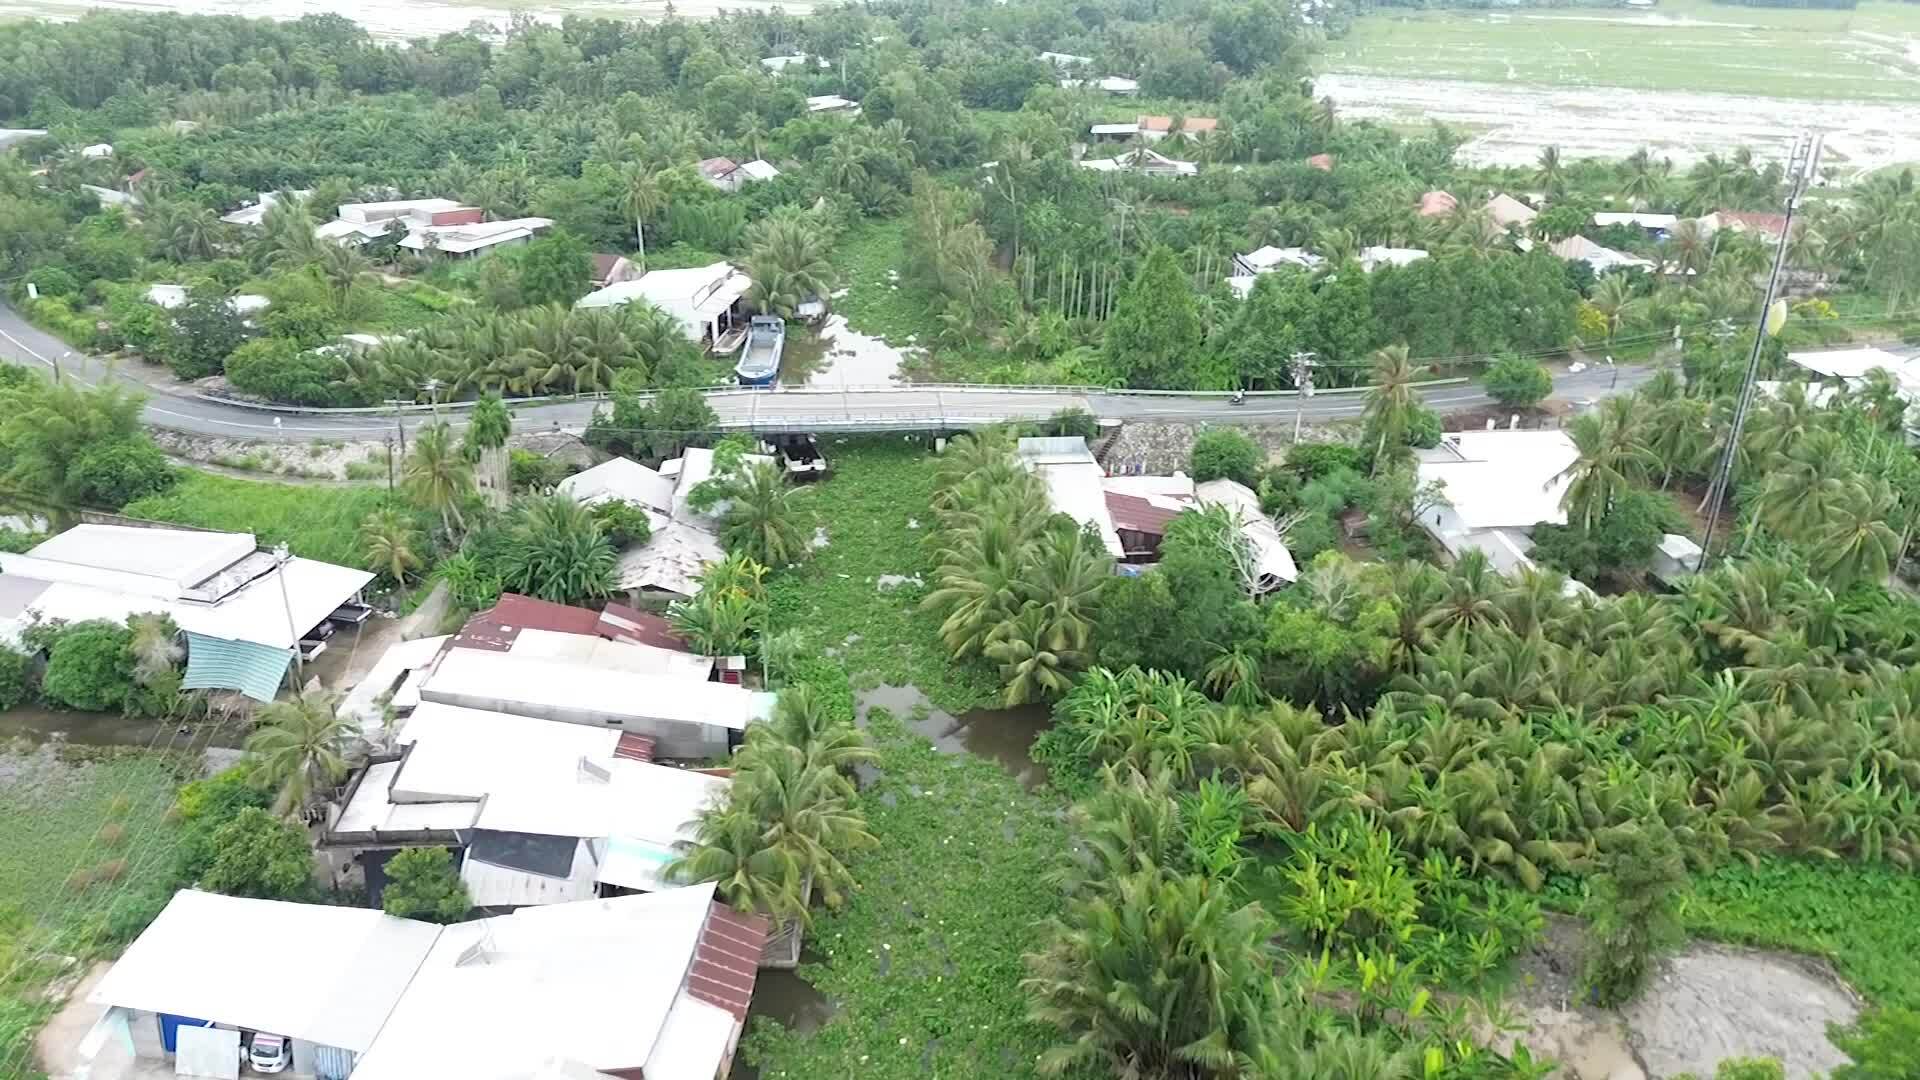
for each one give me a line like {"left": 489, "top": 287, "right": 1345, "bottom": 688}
{"left": 1500, "top": 915, "right": 1860, "bottom": 1079}
{"left": 151, "top": 428, "right": 387, "bottom": 482}
{"left": 1100, "top": 420, "right": 1354, "bottom": 475}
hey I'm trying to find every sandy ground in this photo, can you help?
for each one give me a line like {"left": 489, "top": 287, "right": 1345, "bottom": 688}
{"left": 1502, "top": 915, "right": 1860, "bottom": 1079}
{"left": 1314, "top": 71, "right": 1920, "bottom": 178}
{"left": 0, "top": 0, "right": 815, "bottom": 41}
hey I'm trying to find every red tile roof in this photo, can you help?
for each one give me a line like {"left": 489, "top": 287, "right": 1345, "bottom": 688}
{"left": 450, "top": 593, "right": 602, "bottom": 652}
{"left": 1306, "top": 153, "right": 1334, "bottom": 172}
{"left": 614, "top": 732, "right": 656, "bottom": 762}
{"left": 1105, "top": 491, "right": 1187, "bottom": 537}
{"left": 687, "top": 904, "right": 769, "bottom": 1020}
{"left": 1713, "top": 208, "right": 1788, "bottom": 236}
{"left": 1418, "top": 190, "right": 1458, "bottom": 216}
{"left": 597, "top": 601, "right": 691, "bottom": 653}
{"left": 1137, "top": 115, "right": 1217, "bottom": 133}
{"left": 698, "top": 156, "right": 739, "bottom": 179}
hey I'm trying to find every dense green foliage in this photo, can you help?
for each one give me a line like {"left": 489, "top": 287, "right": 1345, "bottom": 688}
{"left": 381, "top": 847, "right": 473, "bottom": 923}
{"left": 1189, "top": 427, "right": 1262, "bottom": 487}
{"left": 124, "top": 471, "right": 390, "bottom": 567}
{"left": 199, "top": 806, "right": 315, "bottom": 900}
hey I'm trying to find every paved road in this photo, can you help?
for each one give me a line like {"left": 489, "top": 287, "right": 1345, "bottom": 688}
{"left": 0, "top": 300, "right": 1652, "bottom": 440}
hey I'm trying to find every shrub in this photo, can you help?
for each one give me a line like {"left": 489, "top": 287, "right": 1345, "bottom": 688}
{"left": 39, "top": 620, "right": 136, "bottom": 713}
{"left": 1043, "top": 407, "right": 1099, "bottom": 440}
{"left": 1189, "top": 427, "right": 1262, "bottom": 487}
{"left": 508, "top": 449, "right": 567, "bottom": 491}
{"left": 71, "top": 440, "right": 175, "bottom": 508}
{"left": 29, "top": 267, "right": 78, "bottom": 298}
{"left": 0, "top": 648, "right": 29, "bottom": 711}
{"left": 199, "top": 807, "right": 313, "bottom": 900}
{"left": 591, "top": 499, "right": 654, "bottom": 548}
{"left": 1581, "top": 820, "right": 1690, "bottom": 1006}
{"left": 1284, "top": 511, "right": 1338, "bottom": 563}
{"left": 1286, "top": 442, "right": 1365, "bottom": 479}
{"left": 381, "top": 847, "right": 472, "bottom": 923}
{"left": 1484, "top": 355, "right": 1554, "bottom": 408}
{"left": 225, "top": 338, "right": 360, "bottom": 406}
{"left": 1829, "top": 1008, "right": 1920, "bottom": 1079}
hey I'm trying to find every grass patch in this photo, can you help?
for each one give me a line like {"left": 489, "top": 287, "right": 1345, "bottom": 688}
{"left": 1686, "top": 856, "right": 1920, "bottom": 1010}
{"left": 739, "top": 707, "right": 1066, "bottom": 1079}
{"left": 767, "top": 439, "right": 999, "bottom": 713}
{"left": 1322, "top": 0, "right": 1920, "bottom": 100}
{"left": 0, "top": 744, "right": 193, "bottom": 1075}
{"left": 832, "top": 218, "right": 947, "bottom": 348}
{"left": 124, "top": 472, "right": 390, "bottom": 568}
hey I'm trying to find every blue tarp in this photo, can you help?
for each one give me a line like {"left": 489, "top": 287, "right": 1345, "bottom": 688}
{"left": 157, "top": 1012, "right": 213, "bottom": 1053}
{"left": 181, "top": 632, "right": 293, "bottom": 702}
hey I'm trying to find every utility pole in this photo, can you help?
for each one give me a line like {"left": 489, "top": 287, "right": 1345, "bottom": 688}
{"left": 274, "top": 543, "right": 304, "bottom": 687}
{"left": 1289, "top": 351, "right": 1317, "bottom": 443}
{"left": 1698, "top": 132, "right": 1822, "bottom": 569}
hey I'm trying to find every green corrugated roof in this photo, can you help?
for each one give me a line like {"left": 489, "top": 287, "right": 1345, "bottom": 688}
{"left": 182, "top": 632, "right": 293, "bottom": 702}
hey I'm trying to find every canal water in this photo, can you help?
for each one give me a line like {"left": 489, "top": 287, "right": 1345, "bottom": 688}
{"left": 0, "top": 704, "right": 249, "bottom": 751}
{"left": 854, "top": 684, "right": 1053, "bottom": 790}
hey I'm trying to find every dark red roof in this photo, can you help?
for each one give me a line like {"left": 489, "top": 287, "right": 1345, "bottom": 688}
{"left": 614, "top": 732, "right": 656, "bottom": 762}
{"left": 590, "top": 253, "right": 626, "bottom": 281}
{"left": 450, "top": 593, "right": 601, "bottom": 652}
{"left": 698, "top": 156, "right": 739, "bottom": 179}
{"left": 687, "top": 904, "right": 769, "bottom": 1021}
{"left": 597, "top": 602, "right": 691, "bottom": 653}
{"left": 1714, "top": 208, "right": 1789, "bottom": 236}
{"left": 1105, "top": 491, "right": 1187, "bottom": 537}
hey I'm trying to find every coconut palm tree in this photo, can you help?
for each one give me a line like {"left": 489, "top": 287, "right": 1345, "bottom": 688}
{"left": 745, "top": 683, "right": 876, "bottom": 780}
{"left": 1556, "top": 398, "right": 1656, "bottom": 530}
{"left": 1588, "top": 273, "right": 1643, "bottom": 345}
{"left": 985, "top": 607, "right": 1082, "bottom": 705}
{"left": 720, "top": 460, "right": 809, "bottom": 567}
{"left": 1533, "top": 145, "right": 1567, "bottom": 198}
{"left": 247, "top": 690, "right": 354, "bottom": 818}
{"left": 359, "top": 507, "right": 422, "bottom": 590}
{"left": 666, "top": 800, "right": 810, "bottom": 926}
{"left": 733, "top": 742, "right": 876, "bottom": 911}
{"left": 1023, "top": 868, "right": 1278, "bottom": 1078}
{"left": 1362, "top": 344, "right": 1421, "bottom": 470}
{"left": 1622, "top": 147, "right": 1670, "bottom": 209}
{"left": 744, "top": 216, "right": 835, "bottom": 318}
{"left": 403, "top": 422, "right": 475, "bottom": 537}
{"left": 1812, "top": 479, "right": 1900, "bottom": 588}
{"left": 1664, "top": 218, "right": 1711, "bottom": 280}
{"left": 462, "top": 393, "right": 512, "bottom": 505}
{"left": 620, "top": 163, "right": 664, "bottom": 264}
{"left": 503, "top": 494, "right": 616, "bottom": 603}
{"left": 126, "top": 613, "right": 183, "bottom": 687}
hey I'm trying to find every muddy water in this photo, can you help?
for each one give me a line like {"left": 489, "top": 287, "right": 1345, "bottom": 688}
{"left": 854, "top": 684, "right": 1052, "bottom": 790}
{"left": 0, "top": 704, "right": 248, "bottom": 750}
{"left": 731, "top": 970, "right": 835, "bottom": 1079}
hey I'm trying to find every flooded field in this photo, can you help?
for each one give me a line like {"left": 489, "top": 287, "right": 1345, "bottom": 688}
{"left": 0, "top": 704, "right": 248, "bottom": 751}
{"left": 1316, "top": 71, "right": 1920, "bottom": 178}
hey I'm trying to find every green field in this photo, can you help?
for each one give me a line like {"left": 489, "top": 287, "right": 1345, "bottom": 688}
{"left": 1322, "top": 0, "right": 1920, "bottom": 100}
{"left": 124, "top": 472, "right": 391, "bottom": 569}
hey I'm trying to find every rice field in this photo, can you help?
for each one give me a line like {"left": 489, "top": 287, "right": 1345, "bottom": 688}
{"left": 1322, "top": 0, "right": 1920, "bottom": 100}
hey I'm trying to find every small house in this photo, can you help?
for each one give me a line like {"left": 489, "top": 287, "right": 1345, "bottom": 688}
{"left": 1415, "top": 429, "right": 1580, "bottom": 575}
{"left": 590, "top": 253, "right": 641, "bottom": 288}
{"left": 575, "top": 263, "right": 754, "bottom": 350}
{"left": 1078, "top": 146, "right": 1197, "bottom": 178}
{"left": 805, "top": 94, "right": 860, "bottom": 115}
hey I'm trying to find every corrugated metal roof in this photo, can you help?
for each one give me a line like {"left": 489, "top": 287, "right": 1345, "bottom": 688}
{"left": 451, "top": 593, "right": 602, "bottom": 652}
{"left": 599, "top": 602, "right": 690, "bottom": 652}
{"left": 1104, "top": 491, "right": 1185, "bottom": 537}
{"left": 615, "top": 733, "right": 657, "bottom": 762}
{"left": 688, "top": 905, "right": 769, "bottom": 1020}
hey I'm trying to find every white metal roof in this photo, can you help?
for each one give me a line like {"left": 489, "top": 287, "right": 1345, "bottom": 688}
{"left": 806, "top": 94, "right": 859, "bottom": 111}
{"left": 1550, "top": 235, "right": 1655, "bottom": 272}
{"left": 462, "top": 838, "right": 601, "bottom": 908}
{"left": 0, "top": 533, "right": 371, "bottom": 651}
{"left": 1593, "top": 211, "right": 1678, "bottom": 230}
{"left": 573, "top": 264, "right": 753, "bottom": 342}
{"left": 351, "top": 885, "right": 722, "bottom": 1080}
{"left": 666, "top": 446, "right": 774, "bottom": 525}
{"left": 337, "top": 197, "right": 470, "bottom": 223}
{"left": 1359, "top": 246, "right": 1430, "bottom": 272}
{"left": 88, "top": 890, "right": 439, "bottom": 1052}
{"left": 643, "top": 996, "right": 737, "bottom": 1080}
{"left": 509, "top": 629, "right": 713, "bottom": 681}
{"left": 1486, "top": 193, "right": 1538, "bottom": 228}
{"left": 392, "top": 701, "right": 623, "bottom": 803}
{"left": 1417, "top": 429, "right": 1580, "bottom": 530}
{"left": 399, "top": 217, "right": 552, "bottom": 254}
{"left": 557, "top": 457, "right": 677, "bottom": 516}
{"left": 30, "top": 525, "right": 254, "bottom": 590}
{"left": 616, "top": 521, "right": 726, "bottom": 597}
{"left": 738, "top": 159, "right": 781, "bottom": 181}
{"left": 1195, "top": 479, "right": 1298, "bottom": 586}
{"left": 333, "top": 759, "right": 482, "bottom": 834}
{"left": 1237, "top": 246, "right": 1323, "bottom": 273}
{"left": 1089, "top": 123, "right": 1139, "bottom": 135}
{"left": 1787, "top": 346, "right": 1910, "bottom": 380}
{"left": 423, "top": 648, "right": 775, "bottom": 731}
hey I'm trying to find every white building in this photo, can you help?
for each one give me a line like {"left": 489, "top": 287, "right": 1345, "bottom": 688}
{"left": 761, "top": 52, "right": 830, "bottom": 72}
{"left": 574, "top": 263, "right": 754, "bottom": 349}
{"left": 79, "top": 142, "right": 113, "bottom": 159}
{"left": 1233, "top": 246, "right": 1323, "bottom": 278}
{"left": 419, "top": 648, "right": 773, "bottom": 757}
{"left": 805, "top": 94, "right": 860, "bottom": 115}
{"left": 1059, "top": 75, "right": 1139, "bottom": 95}
{"left": 1038, "top": 50, "right": 1093, "bottom": 68}
{"left": 1078, "top": 146, "right": 1197, "bottom": 178}
{"left": 145, "top": 283, "right": 271, "bottom": 315}
{"left": 1195, "top": 478, "right": 1298, "bottom": 589}
{"left": 83, "top": 884, "right": 769, "bottom": 1080}
{"left": 558, "top": 457, "right": 677, "bottom": 525}
{"left": 1415, "top": 429, "right": 1580, "bottom": 575}
{"left": 1359, "top": 246, "right": 1430, "bottom": 273}
{"left": 1018, "top": 436, "right": 1124, "bottom": 558}
{"left": 1551, "top": 235, "right": 1656, "bottom": 274}
{"left": 221, "top": 189, "right": 313, "bottom": 227}
{"left": 399, "top": 217, "right": 553, "bottom": 257}
{"left": 82, "top": 890, "right": 441, "bottom": 1078}
{"left": 352, "top": 883, "right": 768, "bottom": 1080}
{"left": 0, "top": 525, "right": 371, "bottom": 700}
{"left": 1593, "top": 211, "right": 1678, "bottom": 233}
{"left": 560, "top": 448, "right": 768, "bottom": 601}
{"left": 329, "top": 701, "right": 726, "bottom": 906}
